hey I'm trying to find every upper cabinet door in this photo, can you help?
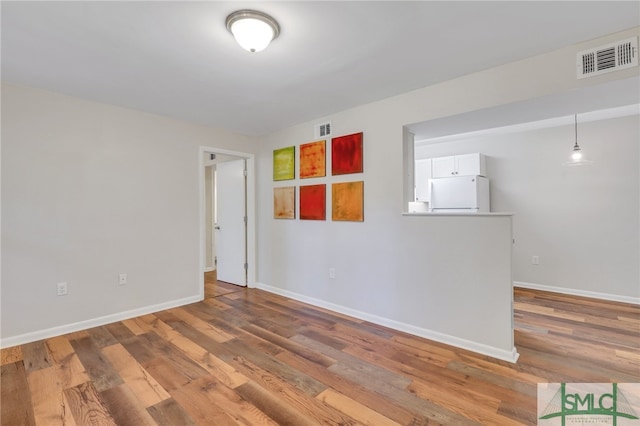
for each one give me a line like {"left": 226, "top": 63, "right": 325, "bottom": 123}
{"left": 431, "top": 153, "right": 486, "bottom": 178}
{"left": 431, "top": 156, "right": 456, "bottom": 178}
{"left": 455, "top": 153, "right": 486, "bottom": 176}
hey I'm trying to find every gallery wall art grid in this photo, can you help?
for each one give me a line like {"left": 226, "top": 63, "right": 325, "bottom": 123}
{"left": 272, "top": 131, "right": 364, "bottom": 222}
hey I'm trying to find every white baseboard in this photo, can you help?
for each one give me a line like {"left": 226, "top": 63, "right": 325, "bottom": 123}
{"left": 204, "top": 267, "right": 215, "bottom": 272}
{"left": 255, "top": 282, "right": 519, "bottom": 364}
{"left": 514, "top": 281, "right": 640, "bottom": 305}
{"left": 0, "top": 295, "right": 202, "bottom": 349}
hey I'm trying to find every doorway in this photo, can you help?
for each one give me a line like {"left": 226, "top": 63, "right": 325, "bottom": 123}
{"left": 199, "top": 146, "right": 256, "bottom": 300}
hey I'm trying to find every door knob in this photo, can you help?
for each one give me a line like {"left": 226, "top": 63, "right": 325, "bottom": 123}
{"left": 214, "top": 226, "right": 220, "bottom": 230}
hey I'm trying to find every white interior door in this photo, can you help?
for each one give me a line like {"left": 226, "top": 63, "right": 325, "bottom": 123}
{"left": 215, "top": 159, "right": 246, "bottom": 286}
{"left": 204, "top": 166, "right": 215, "bottom": 270}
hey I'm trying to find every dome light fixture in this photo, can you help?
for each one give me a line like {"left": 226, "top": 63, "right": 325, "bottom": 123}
{"left": 225, "top": 9, "right": 280, "bottom": 53}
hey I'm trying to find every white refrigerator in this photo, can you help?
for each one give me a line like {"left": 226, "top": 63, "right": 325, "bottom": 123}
{"left": 429, "top": 176, "right": 490, "bottom": 213}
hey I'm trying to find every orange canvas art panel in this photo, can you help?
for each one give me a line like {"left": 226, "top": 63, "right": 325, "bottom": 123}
{"left": 300, "top": 140, "right": 326, "bottom": 178}
{"left": 332, "top": 181, "right": 364, "bottom": 222}
{"left": 274, "top": 186, "right": 295, "bottom": 219}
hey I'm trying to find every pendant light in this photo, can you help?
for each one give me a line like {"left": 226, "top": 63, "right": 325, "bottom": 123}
{"left": 226, "top": 10, "right": 280, "bottom": 53}
{"left": 571, "top": 115, "right": 583, "bottom": 161}
{"left": 564, "top": 114, "right": 592, "bottom": 166}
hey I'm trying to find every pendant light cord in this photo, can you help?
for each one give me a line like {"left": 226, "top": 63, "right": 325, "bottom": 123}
{"left": 574, "top": 114, "right": 579, "bottom": 149}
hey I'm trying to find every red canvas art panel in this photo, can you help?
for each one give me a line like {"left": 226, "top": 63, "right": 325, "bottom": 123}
{"left": 299, "top": 184, "right": 326, "bottom": 220}
{"left": 331, "top": 132, "right": 363, "bottom": 175}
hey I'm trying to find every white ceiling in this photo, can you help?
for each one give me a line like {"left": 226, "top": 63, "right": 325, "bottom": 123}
{"left": 2, "top": 1, "right": 639, "bottom": 136}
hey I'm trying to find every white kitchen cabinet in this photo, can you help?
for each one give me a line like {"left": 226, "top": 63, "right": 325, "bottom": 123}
{"left": 431, "top": 153, "right": 486, "bottom": 178}
{"left": 415, "top": 158, "right": 431, "bottom": 202}
{"left": 431, "top": 156, "right": 456, "bottom": 178}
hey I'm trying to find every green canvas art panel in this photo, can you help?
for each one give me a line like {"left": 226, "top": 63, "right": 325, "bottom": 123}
{"left": 273, "top": 146, "right": 295, "bottom": 181}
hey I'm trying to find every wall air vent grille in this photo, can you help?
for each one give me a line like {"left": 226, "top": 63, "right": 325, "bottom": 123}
{"left": 618, "top": 40, "right": 636, "bottom": 66}
{"left": 577, "top": 37, "right": 638, "bottom": 79}
{"left": 314, "top": 121, "right": 332, "bottom": 139}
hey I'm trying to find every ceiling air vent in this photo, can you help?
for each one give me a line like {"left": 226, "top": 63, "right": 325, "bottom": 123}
{"left": 314, "top": 121, "right": 332, "bottom": 139}
{"left": 577, "top": 37, "right": 638, "bottom": 79}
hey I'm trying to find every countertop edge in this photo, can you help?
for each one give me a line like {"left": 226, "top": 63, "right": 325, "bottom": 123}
{"left": 402, "top": 212, "right": 514, "bottom": 217}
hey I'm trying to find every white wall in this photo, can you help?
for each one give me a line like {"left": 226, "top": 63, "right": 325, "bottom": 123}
{"left": 256, "top": 104, "right": 516, "bottom": 359}
{"left": 415, "top": 113, "right": 640, "bottom": 300}
{"left": 254, "top": 27, "right": 639, "bottom": 360}
{"left": 1, "top": 83, "right": 256, "bottom": 345}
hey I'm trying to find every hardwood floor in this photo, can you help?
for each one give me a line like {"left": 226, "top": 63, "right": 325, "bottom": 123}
{"left": 1, "top": 280, "right": 638, "bottom": 425}
{"left": 204, "top": 270, "right": 241, "bottom": 299}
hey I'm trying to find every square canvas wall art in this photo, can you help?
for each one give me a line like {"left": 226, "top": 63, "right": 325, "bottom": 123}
{"left": 300, "top": 184, "right": 326, "bottom": 220}
{"left": 274, "top": 186, "right": 295, "bottom": 219}
{"left": 300, "top": 140, "right": 326, "bottom": 178}
{"left": 332, "top": 181, "right": 364, "bottom": 222}
{"left": 273, "top": 146, "right": 295, "bottom": 181}
{"left": 331, "top": 132, "right": 363, "bottom": 175}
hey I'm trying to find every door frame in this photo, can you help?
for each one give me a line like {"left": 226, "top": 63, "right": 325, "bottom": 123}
{"left": 198, "top": 146, "right": 256, "bottom": 300}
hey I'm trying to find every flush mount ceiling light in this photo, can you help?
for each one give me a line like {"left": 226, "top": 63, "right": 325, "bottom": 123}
{"left": 225, "top": 9, "right": 280, "bottom": 53}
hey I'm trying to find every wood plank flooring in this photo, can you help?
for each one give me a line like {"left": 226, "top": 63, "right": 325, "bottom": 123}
{"left": 204, "top": 271, "right": 240, "bottom": 299}
{"left": 1, "top": 276, "right": 638, "bottom": 425}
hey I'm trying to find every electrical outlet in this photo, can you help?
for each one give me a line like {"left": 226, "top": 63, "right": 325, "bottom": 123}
{"left": 329, "top": 268, "right": 336, "bottom": 279}
{"left": 119, "top": 273, "right": 128, "bottom": 285}
{"left": 532, "top": 256, "right": 540, "bottom": 265}
{"left": 57, "top": 282, "right": 68, "bottom": 296}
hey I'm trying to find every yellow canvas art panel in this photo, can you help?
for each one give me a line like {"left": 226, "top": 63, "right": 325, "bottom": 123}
{"left": 332, "top": 181, "right": 364, "bottom": 222}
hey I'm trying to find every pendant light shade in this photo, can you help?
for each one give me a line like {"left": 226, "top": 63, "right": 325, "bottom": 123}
{"left": 571, "top": 143, "right": 583, "bottom": 161}
{"left": 226, "top": 10, "right": 280, "bottom": 53}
